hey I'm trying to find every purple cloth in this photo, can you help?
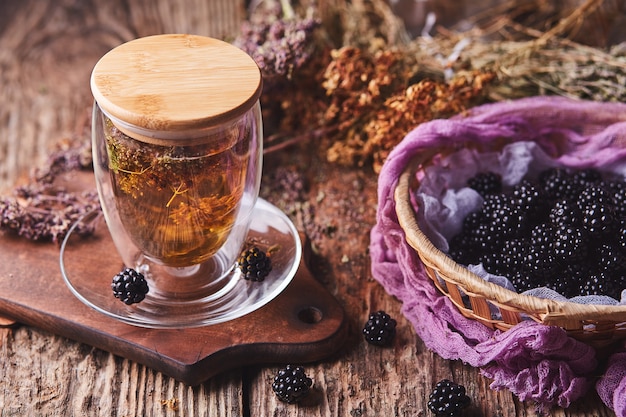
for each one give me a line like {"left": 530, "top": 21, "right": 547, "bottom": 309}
{"left": 369, "top": 96, "right": 626, "bottom": 413}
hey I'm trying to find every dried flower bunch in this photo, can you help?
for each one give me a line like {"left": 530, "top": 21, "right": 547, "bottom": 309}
{"left": 236, "top": 0, "right": 496, "bottom": 171}
{"left": 238, "top": 0, "right": 625, "bottom": 171}
{"left": 0, "top": 138, "right": 100, "bottom": 243}
{"left": 234, "top": 0, "right": 321, "bottom": 83}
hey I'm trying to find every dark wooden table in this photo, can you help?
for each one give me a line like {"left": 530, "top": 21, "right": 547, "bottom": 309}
{"left": 0, "top": 0, "right": 617, "bottom": 415}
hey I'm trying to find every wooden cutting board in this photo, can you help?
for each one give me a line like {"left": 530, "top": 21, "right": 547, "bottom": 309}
{"left": 0, "top": 173, "right": 348, "bottom": 386}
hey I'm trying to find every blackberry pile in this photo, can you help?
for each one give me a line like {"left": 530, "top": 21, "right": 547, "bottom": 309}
{"left": 448, "top": 167, "right": 626, "bottom": 299}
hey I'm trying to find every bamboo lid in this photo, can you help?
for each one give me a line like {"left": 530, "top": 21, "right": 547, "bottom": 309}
{"left": 90, "top": 34, "right": 262, "bottom": 143}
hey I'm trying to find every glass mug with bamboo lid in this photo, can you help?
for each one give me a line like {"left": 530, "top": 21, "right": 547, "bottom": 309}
{"left": 75, "top": 34, "right": 301, "bottom": 327}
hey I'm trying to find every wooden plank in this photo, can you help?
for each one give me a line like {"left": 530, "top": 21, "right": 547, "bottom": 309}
{"left": 0, "top": 0, "right": 618, "bottom": 415}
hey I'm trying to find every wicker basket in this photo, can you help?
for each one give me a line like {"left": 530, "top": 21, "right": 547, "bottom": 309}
{"left": 394, "top": 149, "right": 626, "bottom": 349}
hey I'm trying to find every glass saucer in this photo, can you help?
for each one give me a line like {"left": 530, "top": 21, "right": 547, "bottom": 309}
{"left": 60, "top": 198, "right": 302, "bottom": 328}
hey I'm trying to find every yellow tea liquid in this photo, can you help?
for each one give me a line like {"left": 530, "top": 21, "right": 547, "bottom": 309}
{"left": 104, "top": 120, "right": 249, "bottom": 267}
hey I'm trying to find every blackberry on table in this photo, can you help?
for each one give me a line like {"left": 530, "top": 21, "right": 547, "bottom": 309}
{"left": 239, "top": 246, "right": 272, "bottom": 282}
{"left": 111, "top": 267, "right": 149, "bottom": 305}
{"left": 271, "top": 365, "right": 313, "bottom": 403}
{"left": 362, "top": 310, "right": 397, "bottom": 346}
{"left": 427, "top": 379, "right": 471, "bottom": 417}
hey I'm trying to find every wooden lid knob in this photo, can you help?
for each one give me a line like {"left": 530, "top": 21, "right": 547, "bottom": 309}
{"left": 90, "top": 34, "right": 262, "bottom": 141}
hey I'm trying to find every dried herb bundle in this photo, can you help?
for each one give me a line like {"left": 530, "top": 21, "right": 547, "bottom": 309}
{"left": 240, "top": 0, "right": 626, "bottom": 171}
{"left": 0, "top": 138, "right": 100, "bottom": 243}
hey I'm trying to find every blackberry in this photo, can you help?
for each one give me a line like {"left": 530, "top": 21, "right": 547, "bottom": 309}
{"left": 448, "top": 232, "right": 476, "bottom": 266}
{"left": 539, "top": 167, "right": 579, "bottom": 201}
{"left": 553, "top": 225, "right": 588, "bottom": 263}
{"left": 488, "top": 204, "right": 528, "bottom": 239}
{"left": 509, "top": 270, "right": 532, "bottom": 293}
{"left": 467, "top": 171, "right": 502, "bottom": 196}
{"left": 480, "top": 193, "right": 510, "bottom": 215}
{"left": 610, "top": 182, "right": 626, "bottom": 217}
{"left": 549, "top": 199, "right": 582, "bottom": 227}
{"left": 511, "top": 180, "right": 547, "bottom": 219}
{"left": 617, "top": 220, "right": 626, "bottom": 249}
{"left": 500, "top": 238, "right": 529, "bottom": 275}
{"left": 111, "top": 268, "right": 149, "bottom": 305}
{"left": 577, "top": 185, "right": 613, "bottom": 211}
{"left": 529, "top": 223, "right": 554, "bottom": 254}
{"left": 525, "top": 248, "right": 557, "bottom": 284}
{"left": 362, "top": 310, "right": 397, "bottom": 346}
{"left": 550, "top": 263, "right": 593, "bottom": 298}
{"left": 468, "top": 223, "right": 500, "bottom": 256}
{"left": 594, "top": 243, "right": 626, "bottom": 274}
{"left": 571, "top": 168, "right": 603, "bottom": 188}
{"left": 271, "top": 365, "right": 313, "bottom": 403}
{"left": 581, "top": 271, "right": 626, "bottom": 299}
{"left": 427, "top": 379, "right": 471, "bottom": 417}
{"left": 239, "top": 246, "right": 272, "bottom": 282}
{"left": 581, "top": 202, "right": 616, "bottom": 238}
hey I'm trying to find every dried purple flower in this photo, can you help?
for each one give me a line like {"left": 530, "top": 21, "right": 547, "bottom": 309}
{"left": 234, "top": 15, "right": 320, "bottom": 82}
{"left": 0, "top": 184, "right": 100, "bottom": 243}
{"left": 0, "top": 139, "right": 100, "bottom": 243}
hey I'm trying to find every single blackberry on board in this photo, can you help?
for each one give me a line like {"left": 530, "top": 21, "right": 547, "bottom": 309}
{"left": 467, "top": 171, "right": 502, "bottom": 196}
{"left": 427, "top": 379, "right": 471, "bottom": 417}
{"left": 111, "top": 268, "right": 149, "bottom": 305}
{"left": 239, "top": 246, "right": 272, "bottom": 282}
{"left": 271, "top": 365, "right": 313, "bottom": 403}
{"left": 362, "top": 310, "right": 397, "bottom": 346}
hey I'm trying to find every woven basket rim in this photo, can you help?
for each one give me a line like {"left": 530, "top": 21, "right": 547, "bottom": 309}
{"left": 394, "top": 155, "right": 626, "bottom": 325}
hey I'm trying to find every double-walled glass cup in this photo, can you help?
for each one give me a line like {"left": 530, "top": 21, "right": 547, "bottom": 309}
{"left": 69, "top": 34, "right": 299, "bottom": 327}
{"left": 92, "top": 100, "right": 262, "bottom": 293}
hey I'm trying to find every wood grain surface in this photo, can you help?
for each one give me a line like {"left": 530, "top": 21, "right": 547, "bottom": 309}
{"left": 0, "top": 0, "right": 617, "bottom": 416}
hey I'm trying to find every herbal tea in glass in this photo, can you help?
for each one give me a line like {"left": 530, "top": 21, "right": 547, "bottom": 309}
{"left": 103, "top": 117, "right": 251, "bottom": 267}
